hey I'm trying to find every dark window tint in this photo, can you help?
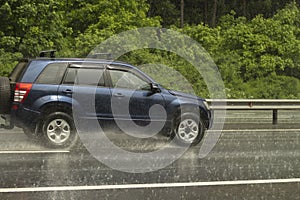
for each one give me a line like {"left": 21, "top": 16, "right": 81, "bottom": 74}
{"left": 36, "top": 63, "right": 67, "bottom": 84}
{"left": 63, "top": 68, "right": 105, "bottom": 86}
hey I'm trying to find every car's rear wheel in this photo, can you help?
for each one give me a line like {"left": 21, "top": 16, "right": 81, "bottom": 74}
{"left": 0, "top": 77, "right": 11, "bottom": 114}
{"left": 174, "top": 113, "right": 205, "bottom": 145}
{"left": 41, "top": 112, "right": 77, "bottom": 148}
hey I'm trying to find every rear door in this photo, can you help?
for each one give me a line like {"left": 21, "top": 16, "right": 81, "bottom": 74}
{"left": 58, "top": 64, "right": 111, "bottom": 120}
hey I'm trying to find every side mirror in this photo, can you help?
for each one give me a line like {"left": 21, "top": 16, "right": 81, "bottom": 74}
{"left": 150, "top": 83, "right": 161, "bottom": 93}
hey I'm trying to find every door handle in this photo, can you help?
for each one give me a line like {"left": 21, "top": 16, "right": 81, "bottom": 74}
{"left": 62, "top": 89, "right": 73, "bottom": 95}
{"left": 113, "top": 93, "right": 124, "bottom": 98}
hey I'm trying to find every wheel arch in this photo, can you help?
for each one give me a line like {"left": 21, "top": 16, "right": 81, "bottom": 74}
{"left": 171, "top": 104, "right": 209, "bottom": 124}
{"left": 39, "top": 102, "right": 73, "bottom": 116}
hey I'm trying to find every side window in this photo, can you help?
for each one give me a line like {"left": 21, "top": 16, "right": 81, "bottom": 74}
{"left": 63, "top": 68, "right": 77, "bottom": 85}
{"left": 109, "top": 70, "right": 150, "bottom": 90}
{"left": 36, "top": 63, "right": 67, "bottom": 84}
{"left": 63, "top": 68, "right": 105, "bottom": 86}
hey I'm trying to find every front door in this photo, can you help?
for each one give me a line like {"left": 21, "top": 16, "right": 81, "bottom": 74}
{"left": 107, "top": 68, "right": 166, "bottom": 135}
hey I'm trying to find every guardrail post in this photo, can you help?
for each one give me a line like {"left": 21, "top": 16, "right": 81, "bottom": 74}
{"left": 272, "top": 109, "right": 278, "bottom": 125}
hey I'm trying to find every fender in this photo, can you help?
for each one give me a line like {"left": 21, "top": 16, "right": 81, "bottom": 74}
{"left": 57, "top": 95, "right": 86, "bottom": 117}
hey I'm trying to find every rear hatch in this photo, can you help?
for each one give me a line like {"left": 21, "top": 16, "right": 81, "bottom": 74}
{"left": 9, "top": 60, "right": 29, "bottom": 101}
{"left": 9, "top": 60, "right": 29, "bottom": 85}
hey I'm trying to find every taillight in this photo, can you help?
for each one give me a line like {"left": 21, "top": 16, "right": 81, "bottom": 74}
{"left": 14, "top": 83, "right": 32, "bottom": 103}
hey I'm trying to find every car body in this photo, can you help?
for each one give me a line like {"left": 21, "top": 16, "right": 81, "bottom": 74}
{"left": 0, "top": 51, "right": 212, "bottom": 148}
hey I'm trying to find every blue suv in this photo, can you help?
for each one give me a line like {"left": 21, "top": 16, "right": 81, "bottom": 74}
{"left": 0, "top": 51, "right": 212, "bottom": 148}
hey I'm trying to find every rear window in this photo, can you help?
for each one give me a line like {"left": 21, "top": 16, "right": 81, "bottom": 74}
{"left": 35, "top": 63, "right": 68, "bottom": 84}
{"left": 9, "top": 61, "right": 28, "bottom": 83}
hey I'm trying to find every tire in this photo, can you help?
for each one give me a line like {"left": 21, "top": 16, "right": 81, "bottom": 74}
{"left": 0, "top": 77, "right": 11, "bottom": 114}
{"left": 173, "top": 113, "right": 205, "bottom": 146}
{"left": 41, "top": 112, "right": 78, "bottom": 148}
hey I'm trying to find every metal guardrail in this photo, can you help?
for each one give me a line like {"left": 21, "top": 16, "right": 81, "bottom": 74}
{"left": 206, "top": 99, "right": 300, "bottom": 125}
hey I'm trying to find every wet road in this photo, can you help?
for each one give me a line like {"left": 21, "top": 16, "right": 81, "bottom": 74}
{"left": 0, "top": 110, "right": 299, "bottom": 199}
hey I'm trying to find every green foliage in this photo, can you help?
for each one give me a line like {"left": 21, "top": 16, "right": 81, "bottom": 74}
{"left": 0, "top": 0, "right": 299, "bottom": 99}
{"left": 0, "top": 0, "right": 72, "bottom": 57}
{"left": 73, "top": 0, "right": 160, "bottom": 57}
{"left": 0, "top": 49, "right": 22, "bottom": 77}
{"left": 245, "top": 75, "right": 300, "bottom": 98}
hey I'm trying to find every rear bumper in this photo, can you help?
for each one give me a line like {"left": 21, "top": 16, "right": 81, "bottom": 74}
{"left": 0, "top": 114, "right": 14, "bottom": 129}
{"left": 11, "top": 104, "right": 41, "bottom": 129}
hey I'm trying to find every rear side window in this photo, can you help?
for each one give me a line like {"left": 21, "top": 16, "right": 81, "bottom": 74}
{"left": 35, "top": 63, "right": 68, "bottom": 84}
{"left": 63, "top": 68, "right": 105, "bottom": 86}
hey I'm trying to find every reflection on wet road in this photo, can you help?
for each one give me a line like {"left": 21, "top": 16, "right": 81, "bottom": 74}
{"left": 0, "top": 111, "right": 299, "bottom": 199}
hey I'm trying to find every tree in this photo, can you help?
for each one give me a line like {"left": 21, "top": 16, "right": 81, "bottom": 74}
{"left": 147, "top": 0, "right": 179, "bottom": 27}
{"left": 74, "top": 0, "right": 160, "bottom": 57}
{"left": 0, "top": 0, "right": 72, "bottom": 57}
{"left": 215, "top": 2, "right": 300, "bottom": 98}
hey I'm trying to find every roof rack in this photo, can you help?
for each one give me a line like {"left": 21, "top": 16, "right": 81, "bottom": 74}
{"left": 39, "top": 50, "right": 56, "bottom": 58}
{"left": 88, "top": 53, "right": 112, "bottom": 60}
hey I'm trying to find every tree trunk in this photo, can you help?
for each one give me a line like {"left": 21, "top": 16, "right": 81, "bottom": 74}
{"left": 242, "top": 0, "right": 247, "bottom": 17}
{"left": 211, "top": 0, "right": 218, "bottom": 27}
{"left": 180, "top": 0, "right": 184, "bottom": 28}
{"left": 204, "top": 0, "right": 208, "bottom": 25}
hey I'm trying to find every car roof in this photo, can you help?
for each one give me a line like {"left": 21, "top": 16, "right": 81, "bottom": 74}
{"left": 25, "top": 58, "right": 156, "bottom": 83}
{"left": 27, "top": 58, "right": 135, "bottom": 69}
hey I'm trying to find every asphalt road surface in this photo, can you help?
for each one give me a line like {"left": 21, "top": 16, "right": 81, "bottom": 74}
{"left": 0, "top": 110, "right": 299, "bottom": 200}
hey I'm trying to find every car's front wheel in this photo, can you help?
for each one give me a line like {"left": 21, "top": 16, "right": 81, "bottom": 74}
{"left": 174, "top": 113, "right": 205, "bottom": 145}
{"left": 41, "top": 112, "right": 77, "bottom": 148}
